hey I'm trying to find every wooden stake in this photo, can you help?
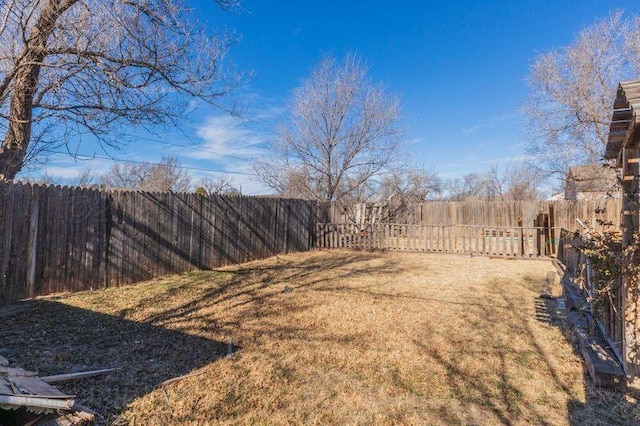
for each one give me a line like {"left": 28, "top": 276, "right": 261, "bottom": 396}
{"left": 40, "top": 368, "right": 116, "bottom": 383}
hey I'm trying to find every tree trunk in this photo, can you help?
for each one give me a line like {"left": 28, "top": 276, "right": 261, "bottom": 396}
{"left": 0, "top": 0, "right": 75, "bottom": 179}
{"left": 0, "top": 148, "right": 27, "bottom": 180}
{"left": 0, "top": 60, "right": 41, "bottom": 180}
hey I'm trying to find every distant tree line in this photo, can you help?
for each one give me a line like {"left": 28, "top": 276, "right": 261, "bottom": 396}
{"left": 21, "top": 155, "right": 242, "bottom": 196}
{"left": 21, "top": 153, "right": 543, "bottom": 202}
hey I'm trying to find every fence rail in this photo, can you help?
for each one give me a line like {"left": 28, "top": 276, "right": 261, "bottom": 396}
{"left": 316, "top": 223, "right": 562, "bottom": 258}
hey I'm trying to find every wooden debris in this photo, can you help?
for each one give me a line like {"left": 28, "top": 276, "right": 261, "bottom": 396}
{"left": 0, "top": 363, "right": 96, "bottom": 425}
{"left": 0, "top": 394, "right": 75, "bottom": 411}
{"left": 568, "top": 311, "right": 627, "bottom": 390}
{"left": 40, "top": 368, "right": 115, "bottom": 384}
{"left": 25, "top": 409, "right": 94, "bottom": 426}
{"left": 1, "top": 366, "right": 73, "bottom": 402}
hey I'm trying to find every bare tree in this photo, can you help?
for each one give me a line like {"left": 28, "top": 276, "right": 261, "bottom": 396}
{"left": 443, "top": 163, "right": 543, "bottom": 201}
{"left": 255, "top": 53, "right": 403, "bottom": 202}
{"left": 100, "top": 156, "right": 191, "bottom": 192}
{"left": 444, "top": 171, "right": 496, "bottom": 201}
{"left": 73, "top": 168, "right": 96, "bottom": 187}
{"left": 498, "top": 163, "right": 544, "bottom": 200}
{"left": 0, "top": 0, "right": 239, "bottom": 180}
{"left": 378, "top": 167, "right": 441, "bottom": 203}
{"left": 195, "top": 175, "right": 241, "bottom": 195}
{"left": 524, "top": 11, "right": 639, "bottom": 178}
{"left": 442, "top": 177, "right": 466, "bottom": 201}
{"left": 378, "top": 167, "right": 441, "bottom": 220}
{"left": 100, "top": 163, "right": 148, "bottom": 189}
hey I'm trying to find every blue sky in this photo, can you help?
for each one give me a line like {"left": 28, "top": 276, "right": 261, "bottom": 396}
{"left": 24, "top": 0, "right": 640, "bottom": 194}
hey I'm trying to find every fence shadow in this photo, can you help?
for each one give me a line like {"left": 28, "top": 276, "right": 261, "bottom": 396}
{"left": 136, "top": 251, "right": 403, "bottom": 329}
{"left": 0, "top": 299, "right": 233, "bottom": 424}
{"left": 319, "top": 268, "right": 639, "bottom": 424}
{"left": 525, "top": 277, "right": 639, "bottom": 425}
{"left": 0, "top": 251, "right": 401, "bottom": 423}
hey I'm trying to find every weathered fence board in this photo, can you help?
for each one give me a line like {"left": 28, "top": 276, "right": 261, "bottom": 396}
{"left": 334, "top": 199, "right": 621, "bottom": 231}
{"left": 556, "top": 228, "right": 627, "bottom": 384}
{"left": 2, "top": 182, "right": 623, "bottom": 302}
{"left": 0, "top": 182, "right": 321, "bottom": 302}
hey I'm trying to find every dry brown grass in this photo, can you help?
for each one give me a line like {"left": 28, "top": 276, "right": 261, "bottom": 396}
{"left": 1, "top": 250, "right": 638, "bottom": 425}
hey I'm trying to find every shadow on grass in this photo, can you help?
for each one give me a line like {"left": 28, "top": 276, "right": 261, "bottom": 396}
{"left": 324, "top": 268, "right": 639, "bottom": 425}
{"left": 0, "top": 299, "right": 232, "bottom": 424}
{"left": 524, "top": 277, "right": 639, "bottom": 425}
{"left": 0, "top": 251, "right": 403, "bottom": 424}
{"left": 136, "top": 251, "right": 402, "bottom": 328}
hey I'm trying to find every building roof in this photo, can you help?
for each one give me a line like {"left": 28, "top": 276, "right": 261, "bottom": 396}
{"left": 605, "top": 80, "right": 640, "bottom": 163}
{"left": 566, "top": 164, "right": 619, "bottom": 193}
{"left": 547, "top": 192, "right": 565, "bottom": 201}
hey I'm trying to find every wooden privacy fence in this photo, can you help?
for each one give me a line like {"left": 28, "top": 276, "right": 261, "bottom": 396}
{"left": 0, "top": 182, "right": 321, "bottom": 302}
{"left": 334, "top": 199, "right": 621, "bottom": 231}
{"left": 316, "top": 223, "right": 562, "bottom": 258}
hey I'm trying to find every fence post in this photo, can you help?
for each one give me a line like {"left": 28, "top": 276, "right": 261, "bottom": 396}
{"left": 518, "top": 217, "right": 524, "bottom": 257}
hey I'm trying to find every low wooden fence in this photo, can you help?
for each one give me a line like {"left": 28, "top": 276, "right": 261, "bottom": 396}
{"left": 0, "top": 182, "right": 321, "bottom": 302}
{"left": 316, "top": 223, "right": 562, "bottom": 258}
{"left": 556, "top": 229, "right": 625, "bottom": 371}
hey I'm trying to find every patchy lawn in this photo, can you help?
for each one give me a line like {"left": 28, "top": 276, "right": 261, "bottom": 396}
{"left": 0, "top": 250, "right": 637, "bottom": 425}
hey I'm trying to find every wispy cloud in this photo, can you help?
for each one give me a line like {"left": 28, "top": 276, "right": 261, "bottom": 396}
{"left": 188, "top": 115, "right": 269, "bottom": 161}
{"left": 462, "top": 112, "right": 518, "bottom": 135}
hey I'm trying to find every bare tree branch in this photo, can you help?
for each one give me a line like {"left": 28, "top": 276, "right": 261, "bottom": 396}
{"left": 523, "top": 11, "right": 639, "bottom": 179}
{"left": 255, "top": 53, "right": 403, "bottom": 203}
{"left": 195, "top": 175, "right": 241, "bottom": 196}
{"left": 0, "top": 0, "right": 240, "bottom": 179}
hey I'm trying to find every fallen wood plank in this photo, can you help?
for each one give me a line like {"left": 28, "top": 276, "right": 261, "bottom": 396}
{"left": 570, "top": 313, "right": 626, "bottom": 390}
{"left": 40, "top": 368, "right": 115, "bottom": 384}
{"left": 1, "top": 369, "right": 71, "bottom": 400}
{"left": 0, "top": 366, "right": 39, "bottom": 377}
{"left": 0, "top": 394, "right": 75, "bottom": 410}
